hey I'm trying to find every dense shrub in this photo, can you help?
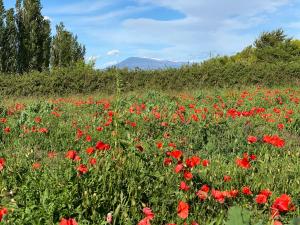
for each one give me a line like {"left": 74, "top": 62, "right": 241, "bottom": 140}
{"left": 0, "top": 60, "right": 300, "bottom": 97}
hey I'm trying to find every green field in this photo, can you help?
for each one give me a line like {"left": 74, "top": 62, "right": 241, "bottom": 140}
{"left": 0, "top": 87, "right": 299, "bottom": 225}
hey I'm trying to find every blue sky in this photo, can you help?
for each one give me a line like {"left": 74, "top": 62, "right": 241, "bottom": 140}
{"left": 4, "top": 0, "right": 300, "bottom": 68}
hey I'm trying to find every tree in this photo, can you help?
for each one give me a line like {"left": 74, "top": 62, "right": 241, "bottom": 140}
{"left": 22, "top": 0, "right": 46, "bottom": 71}
{"left": 0, "top": 0, "right": 5, "bottom": 72}
{"left": 253, "top": 29, "right": 300, "bottom": 62}
{"left": 41, "top": 18, "right": 51, "bottom": 70}
{"left": 3, "top": 8, "right": 18, "bottom": 73}
{"left": 51, "top": 22, "right": 86, "bottom": 68}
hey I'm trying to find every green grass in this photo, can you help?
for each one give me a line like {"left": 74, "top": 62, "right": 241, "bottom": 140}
{"left": 0, "top": 87, "right": 299, "bottom": 224}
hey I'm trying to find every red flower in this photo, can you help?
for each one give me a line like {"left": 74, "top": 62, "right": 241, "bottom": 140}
{"left": 38, "top": 127, "right": 48, "bottom": 133}
{"left": 247, "top": 136, "right": 257, "bottom": 144}
{"left": 271, "top": 194, "right": 294, "bottom": 218}
{"left": 143, "top": 207, "right": 155, "bottom": 220}
{"left": 77, "top": 164, "right": 88, "bottom": 174}
{"left": 138, "top": 218, "right": 151, "bottom": 225}
{"left": 223, "top": 175, "right": 231, "bottom": 182}
{"left": 89, "top": 158, "right": 97, "bottom": 165}
{"left": 183, "top": 171, "right": 193, "bottom": 180}
{"left": 163, "top": 158, "right": 172, "bottom": 166}
{"left": 236, "top": 153, "right": 251, "bottom": 169}
{"left": 86, "top": 147, "right": 95, "bottom": 155}
{"left": 177, "top": 201, "right": 189, "bottom": 219}
{"left": 196, "top": 190, "right": 208, "bottom": 200}
{"left": 156, "top": 142, "right": 163, "bottom": 149}
{"left": 138, "top": 207, "right": 154, "bottom": 225}
{"left": 179, "top": 181, "right": 190, "bottom": 191}
{"left": 242, "top": 186, "right": 252, "bottom": 195}
{"left": 255, "top": 194, "right": 267, "bottom": 204}
{"left": 200, "top": 184, "right": 210, "bottom": 193}
{"left": 95, "top": 141, "right": 111, "bottom": 151}
{"left": 174, "top": 163, "right": 184, "bottom": 173}
{"left": 170, "top": 150, "right": 182, "bottom": 160}
{"left": 202, "top": 159, "right": 209, "bottom": 167}
{"left": 211, "top": 189, "right": 225, "bottom": 203}
{"left": 277, "top": 124, "right": 284, "bottom": 130}
{"left": 32, "top": 162, "right": 41, "bottom": 170}
{"left": 66, "top": 150, "right": 78, "bottom": 160}
{"left": 0, "top": 208, "right": 8, "bottom": 222}
{"left": 0, "top": 158, "right": 5, "bottom": 171}
{"left": 85, "top": 135, "right": 92, "bottom": 142}
{"left": 34, "top": 117, "right": 42, "bottom": 123}
{"left": 260, "top": 189, "right": 272, "bottom": 198}
{"left": 186, "top": 156, "right": 201, "bottom": 168}
{"left": 263, "top": 135, "right": 285, "bottom": 148}
{"left": 48, "top": 151, "right": 57, "bottom": 158}
{"left": 3, "top": 127, "right": 10, "bottom": 133}
{"left": 59, "top": 218, "right": 78, "bottom": 225}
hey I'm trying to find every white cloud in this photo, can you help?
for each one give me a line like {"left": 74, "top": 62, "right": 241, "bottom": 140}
{"left": 44, "top": 16, "right": 52, "bottom": 21}
{"left": 107, "top": 49, "right": 120, "bottom": 56}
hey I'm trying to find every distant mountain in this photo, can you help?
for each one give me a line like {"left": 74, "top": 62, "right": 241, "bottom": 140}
{"left": 115, "top": 57, "right": 187, "bottom": 70}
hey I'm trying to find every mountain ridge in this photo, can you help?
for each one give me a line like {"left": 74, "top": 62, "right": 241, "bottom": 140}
{"left": 115, "top": 57, "right": 187, "bottom": 70}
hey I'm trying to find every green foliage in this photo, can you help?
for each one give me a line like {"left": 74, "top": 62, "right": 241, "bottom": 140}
{"left": 0, "top": 88, "right": 299, "bottom": 224}
{"left": 225, "top": 206, "right": 251, "bottom": 225}
{"left": 51, "top": 22, "right": 86, "bottom": 68}
{"left": 2, "top": 8, "right": 18, "bottom": 73}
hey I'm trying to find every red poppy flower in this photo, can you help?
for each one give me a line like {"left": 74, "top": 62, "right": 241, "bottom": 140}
{"left": 186, "top": 156, "right": 201, "bottom": 168}
{"left": 85, "top": 135, "right": 92, "bottom": 142}
{"left": 163, "top": 158, "right": 172, "bottom": 166}
{"left": 242, "top": 186, "right": 252, "bottom": 195}
{"left": 271, "top": 194, "right": 294, "bottom": 218}
{"left": 255, "top": 194, "right": 267, "bottom": 204}
{"left": 138, "top": 218, "right": 151, "bottom": 225}
{"left": 156, "top": 142, "right": 163, "bottom": 149}
{"left": 177, "top": 201, "right": 189, "bottom": 219}
{"left": 196, "top": 190, "right": 208, "bottom": 200}
{"left": 66, "top": 150, "right": 78, "bottom": 160}
{"left": 183, "top": 171, "right": 193, "bottom": 180}
{"left": 200, "top": 184, "right": 210, "bottom": 193}
{"left": 0, "top": 208, "right": 8, "bottom": 222}
{"left": 95, "top": 141, "right": 111, "bottom": 151}
{"left": 86, "top": 147, "right": 95, "bottom": 155}
{"left": 34, "top": 117, "right": 42, "bottom": 123}
{"left": 77, "top": 164, "right": 88, "bottom": 174}
{"left": 174, "top": 163, "right": 184, "bottom": 173}
{"left": 260, "top": 189, "right": 272, "bottom": 198}
{"left": 223, "top": 175, "right": 231, "bottom": 182}
{"left": 179, "top": 181, "right": 190, "bottom": 191}
{"left": 277, "top": 124, "right": 284, "bottom": 130}
{"left": 236, "top": 154, "right": 251, "bottom": 169}
{"left": 89, "top": 158, "right": 97, "bottom": 165}
{"left": 170, "top": 150, "right": 182, "bottom": 160}
{"left": 32, "top": 162, "right": 41, "bottom": 170}
{"left": 0, "top": 118, "right": 7, "bottom": 123}
{"left": 142, "top": 207, "right": 155, "bottom": 220}
{"left": 59, "top": 218, "right": 78, "bottom": 225}
{"left": 211, "top": 189, "right": 225, "bottom": 203}
{"left": 0, "top": 158, "right": 5, "bottom": 171}
{"left": 247, "top": 136, "right": 257, "bottom": 144}
{"left": 3, "top": 127, "right": 10, "bottom": 133}
{"left": 202, "top": 159, "right": 209, "bottom": 167}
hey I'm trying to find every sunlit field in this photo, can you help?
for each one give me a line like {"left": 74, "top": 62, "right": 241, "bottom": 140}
{"left": 0, "top": 87, "right": 299, "bottom": 225}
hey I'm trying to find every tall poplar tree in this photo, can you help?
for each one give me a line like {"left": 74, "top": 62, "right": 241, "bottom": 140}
{"left": 0, "top": 0, "right": 5, "bottom": 72}
{"left": 51, "top": 22, "right": 85, "bottom": 68}
{"left": 3, "top": 8, "right": 18, "bottom": 73}
{"left": 23, "top": 0, "right": 44, "bottom": 71}
{"left": 15, "top": 0, "right": 27, "bottom": 73}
